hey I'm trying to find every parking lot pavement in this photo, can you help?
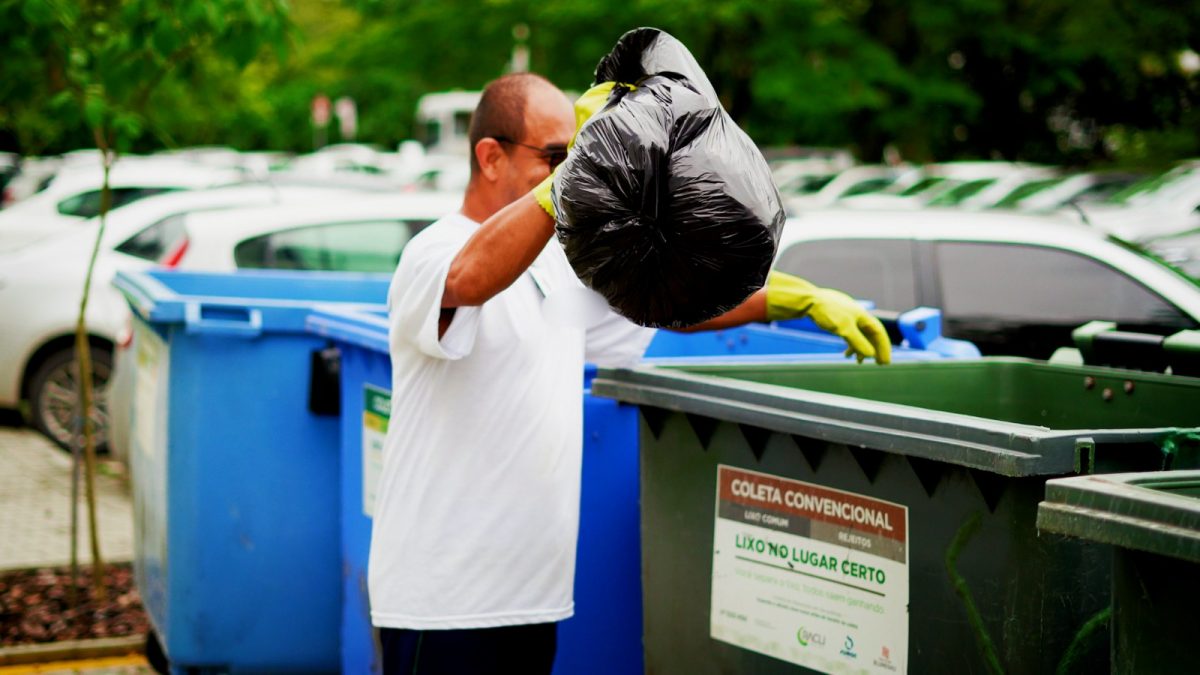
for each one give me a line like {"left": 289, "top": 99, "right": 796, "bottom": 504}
{"left": 0, "top": 426, "right": 133, "bottom": 571}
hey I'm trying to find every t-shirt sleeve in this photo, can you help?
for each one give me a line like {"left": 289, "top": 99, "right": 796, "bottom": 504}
{"left": 585, "top": 309, "right": 657, "bottom": 367}
{"left": 388, "top": 233, "right": 482, "bottom": 360}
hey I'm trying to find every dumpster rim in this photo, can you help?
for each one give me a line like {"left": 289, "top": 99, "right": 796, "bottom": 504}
{"left": 306, "top": 308, "right": 390, "bottom": 353}
{"left": 1037, "top": 471, "right": 1200, "bottom": 563}
{"left": 592, "top": 363, "right": 1184, "bottom": 477}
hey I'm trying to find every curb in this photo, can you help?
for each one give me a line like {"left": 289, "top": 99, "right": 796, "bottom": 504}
{"left": 0, "top": 561, "right": 135, "bottom": 576}
{"left": 0, "top": 636, "right": 144, "bottom": 666}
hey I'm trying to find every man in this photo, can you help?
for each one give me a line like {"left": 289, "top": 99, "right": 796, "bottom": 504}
{"left": 369, "top": 73, "right": 889, "bottom": 675}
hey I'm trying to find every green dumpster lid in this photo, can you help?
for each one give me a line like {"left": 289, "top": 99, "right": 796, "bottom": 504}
{"left": 591, "top": 359, "right": 1200, "bottom": 478}
{"left": 1037, "top": 471, "right": 1200, "bottom": 563}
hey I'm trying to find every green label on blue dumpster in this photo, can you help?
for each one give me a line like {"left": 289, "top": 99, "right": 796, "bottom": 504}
{"left": 711, "top": 465, "right": 909, "bottom": 674}
{"left": 362, "top": 385, "right": 390, "bottom": 518}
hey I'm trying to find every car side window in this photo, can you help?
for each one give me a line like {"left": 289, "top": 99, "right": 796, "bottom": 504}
{"left": 936, "top": 241, "right": 1194, "bottom": 328}
{"left": 774, "top": 238, "right": 919, "bottom": 310}
{"left": 57, "top": 187, "right": 176, "bottom": 218}
{"left": 115, "top": 214, "right": 188, "bottom": 262}
{"left": 233, "top": 220, "right": 432, "bottom": 273}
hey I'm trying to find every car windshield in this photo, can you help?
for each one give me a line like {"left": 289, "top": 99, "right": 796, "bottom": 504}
{"left": 778, "top": 173, "right": 836, "bottom": 195}
{"left": 927, "top": 178, "right": 995, "bottom": 206}
{"left": 993, "top": 177, "right": 1065, "bottom": 208}
{"left": 1107, "top": 166, "right": 1197, "bottom": 205}
{"left": 1108, "top": 235, "right": 1200, "bottom": 289}
{"left": 898, "top": 176, "right": 944, "bottom": 196}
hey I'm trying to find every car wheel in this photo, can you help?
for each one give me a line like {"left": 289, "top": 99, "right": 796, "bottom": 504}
{"left": 28, "top": 346, "right": 112, "bottom": 452}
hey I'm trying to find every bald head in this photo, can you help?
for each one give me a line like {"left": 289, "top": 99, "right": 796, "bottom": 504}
{"left": 468, "top": 73, "right": 567, "bottom": 176}
{"left": 460, "top": 73, "right": 573, "bottom": 221}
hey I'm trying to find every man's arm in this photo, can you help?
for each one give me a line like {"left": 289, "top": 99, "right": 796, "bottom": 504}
{"left": 673, "top": 289, "right": 768, "bottom": 333}
{"left": 442, "top": 194, "right": 555, "bottom": 308}
{"left": 674, "top": 272, "right": 892, "bottom": 364}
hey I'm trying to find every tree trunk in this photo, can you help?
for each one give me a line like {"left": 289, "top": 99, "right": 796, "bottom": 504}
{"left": 72, "top": 128, "right": 113, "bottom": 602}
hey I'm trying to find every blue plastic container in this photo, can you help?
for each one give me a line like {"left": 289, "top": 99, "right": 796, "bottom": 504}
{"left": 646, "top": 306, "right": 980, "bottom": 361}
{"left": 114, "top": 269, "right": 389, "bottom": 674}
{"left": 306, "top": 307, "right": 978, "bottom": 675}
{"left": 305, "top": 308, "right": 390, "bottom": 675}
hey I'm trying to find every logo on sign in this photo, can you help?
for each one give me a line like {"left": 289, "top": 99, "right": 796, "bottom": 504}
{"left": 796, "top": 627, "right": 826, "bottom": 647}
{"left": 874, "top": 644, "right": 899, "bottom": 671}
{"left": 840, "top": 635, "right": 857, "bottom": 659}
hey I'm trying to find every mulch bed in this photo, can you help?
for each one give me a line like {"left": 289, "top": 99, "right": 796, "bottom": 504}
{"left": 0, "top": 563, "right": 148, "bottom": 646}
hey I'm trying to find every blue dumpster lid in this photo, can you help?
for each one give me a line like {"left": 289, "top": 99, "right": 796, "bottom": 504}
{"left": 307, "top": 307, "right": 390, "bottom": 353}
{"left": 115, "top": 269, "right": 390, "bottom": 336}
{"left": 645, "top": 309, "right": 979, "bottom": 361}
{"left": 1038, "top": 470, "right": 1200, "bottom": 563}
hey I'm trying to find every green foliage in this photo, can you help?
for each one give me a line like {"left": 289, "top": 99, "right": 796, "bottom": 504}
{"left": 1, "top": 0, "right": 1198, "bottom": 167}
{"left": 0, "top": 0, "right": 290, "bottom": 153}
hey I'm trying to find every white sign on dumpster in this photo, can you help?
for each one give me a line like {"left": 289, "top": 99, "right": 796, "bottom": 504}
{"left": 362, "top": 385, "right": 390, "bottom": 517}
{"left": 132, "top": 321, "right": 167, "bottom": 463}
{"left": 711, "top": 465, "right": 909, "bottom": 674}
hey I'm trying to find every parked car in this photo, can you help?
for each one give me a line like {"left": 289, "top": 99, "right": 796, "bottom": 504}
{"left": 1144, "top": 229, "right": 1200, "bottom": 280}
{"left": 1075, "top": 161, "right": 1200, "bottom": 241}
{"left": 1, "top": 156, "right": 63, "bottom": 208}
{"left": 105, "top": 192, "right": 462, "bottom": 461}
{"left": 775, "top": 208, "right": 1200, "bottom": 358}
{"left": 0, "top": 158, "right": 245, "bottom": 252}
{"left": 992, "top": 172, "right": 1143, "bottom": 211}
{"left": 949, "top": 166, "right": 1060, "bottom": 210}
{"left": 783, "top": 165, "right": 907, "bottom": 212}
{"left": 0, "top": 184, "right": 360, "bottom": 450}
{"left": 0, "top": 153, "right": 19, "bottom": 200}
{"left": 770, "top": 154, "right": 856, "bottom": 198}
{"left": 172, "top": 192, "right": 460, "bottom": 272}
{"left": 839, "top": 162, "right": 1047, "bottom": 210}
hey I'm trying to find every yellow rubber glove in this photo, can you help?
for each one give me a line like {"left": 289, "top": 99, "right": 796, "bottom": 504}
{"left": 765, "top": 270, "right": 892, "bottom": 365}
{"left": 534, "top": 81, "right": 627, "bottom": 216}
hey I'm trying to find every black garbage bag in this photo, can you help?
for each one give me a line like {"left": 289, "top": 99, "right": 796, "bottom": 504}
{"left": 552, "top": 27, "right": 785, "bottom": 329}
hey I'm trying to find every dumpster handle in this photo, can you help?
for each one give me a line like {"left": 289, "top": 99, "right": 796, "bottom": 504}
{"left": 1160, "top": 429, "right": 1200, "bottom": 470}
{"left": 184, "top": 302, "right": 263, "bottom": 338}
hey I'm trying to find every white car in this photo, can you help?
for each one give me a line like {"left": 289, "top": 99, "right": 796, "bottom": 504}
{"left": 0, "top": 184, "right": 363, "bottom": 450}
{"left": 1075, "top": 161, "right": 1200, "bottom": 241}
{"left": 950, "top": 166, "right": 1060, "bottom": 210}
{"left": 0, "top": 158, "right": 245, "bottom": 252}
{"left": 105, "top": 191, "right": 463, "bottom": 460}
{"left": 783, "top": 165, "right": 906, "bottom": 212}
{"left": 992, "top": 172, "right": 1143, "bottom": 211}
{"left": 0, "top": 153, "right": 19, "bottom": 198}
{"left": 839, "top": 162, "right": 1048, "bottom": 210}
{"left": 174, "top": 192, "right": 461, "bottom": 272}
{"left": 2, "top": 156, "right": 64, "bottom": 208}
{"left": 776, "top": 208, "right": 1200, "bottom": 358}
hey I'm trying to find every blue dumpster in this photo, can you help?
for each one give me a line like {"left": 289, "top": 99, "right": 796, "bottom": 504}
{"left": 114, "top": 269, "right": 390, "bottom": 674}
{"left": 305, "top": 308, "right": 390, "bottom": 675}
{"left": 305, "top": 306, "right": 978, "bottom": 675}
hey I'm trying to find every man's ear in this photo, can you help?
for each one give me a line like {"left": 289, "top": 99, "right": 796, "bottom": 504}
{"left": 474, "top": 138, "right": 506, "bottom": 182}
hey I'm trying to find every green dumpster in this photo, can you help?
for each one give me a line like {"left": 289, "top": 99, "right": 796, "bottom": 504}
{"left": 590, "top": 358, "right": 1200, "bottom": 674}
{"left": 1038, "top": 470, "right": 1200, "bottom": 675}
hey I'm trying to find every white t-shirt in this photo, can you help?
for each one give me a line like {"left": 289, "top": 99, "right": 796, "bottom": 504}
{"left": 368, "top": 212, "right": 654, "bottom": 630}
